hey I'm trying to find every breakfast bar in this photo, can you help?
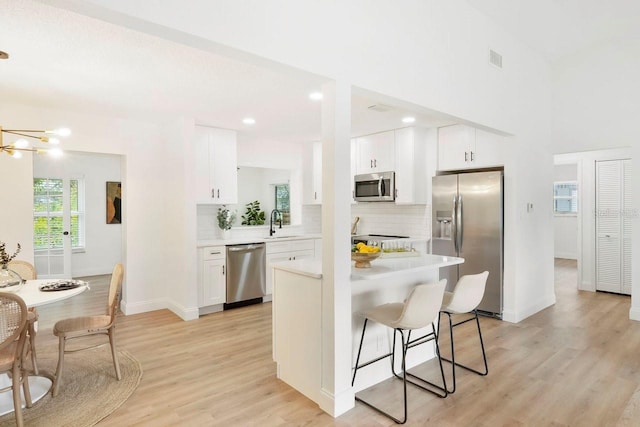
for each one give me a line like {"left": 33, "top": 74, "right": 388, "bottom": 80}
{"left": 271, "top": 253, "right": 464, "bottom": 413}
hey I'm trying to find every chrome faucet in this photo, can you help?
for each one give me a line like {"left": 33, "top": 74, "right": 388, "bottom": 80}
{"left": 270, "top": 209, "right": 282, "bottom": 236}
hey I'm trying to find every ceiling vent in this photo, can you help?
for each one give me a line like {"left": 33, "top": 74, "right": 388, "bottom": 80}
{"left": 368, "top": 104, "right": 393, "bottom": 112}
{"left": 489, "top": 49, "right": 503, "bottom": 68}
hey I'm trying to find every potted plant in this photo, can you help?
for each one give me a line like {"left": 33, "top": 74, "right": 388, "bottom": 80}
{"left": 0, "top": 241, "right": 22, "bottom": 288}
{"left": 217, "top": 206, "right": 236, "bottom": 239}
{"left": 241, "top": 201, "right": 266, "bottom": 225}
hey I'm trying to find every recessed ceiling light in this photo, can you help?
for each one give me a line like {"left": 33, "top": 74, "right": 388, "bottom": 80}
{"left": 309, "top": 92, "right": 323, "bottom": 101}
{"left": 0, "top": 51, "right": 9, "bottom": 60}
{"left": 243, "top": 118, "right": 256, "bottom": 125}
{"left": 402, "top": 116, "right": 416, "bottom": 123}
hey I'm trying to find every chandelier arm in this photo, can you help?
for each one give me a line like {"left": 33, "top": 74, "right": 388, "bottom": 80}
{"left": 1, "top": 130, "right": 45, "bottom": 139}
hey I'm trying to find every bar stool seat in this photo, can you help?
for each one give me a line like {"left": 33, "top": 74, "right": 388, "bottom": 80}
{"left": 351, "top": 279, "right": 448, "bottom": 424}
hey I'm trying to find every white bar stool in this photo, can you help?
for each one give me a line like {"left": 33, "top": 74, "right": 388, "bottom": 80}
{"left": 438, "top": 271, "right": 490, "bottom": 394}
{"left": 351, "top": 279, "right": 448, "bottom": 424}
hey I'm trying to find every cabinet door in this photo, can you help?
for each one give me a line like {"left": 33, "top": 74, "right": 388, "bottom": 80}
{"left": 473, "top": 128, "right": 504, "bottom": 168}
{"left": 210, "top": 128, "right": 238, "bottom": 204}
{"left": 303, "top": 141, "right": 322, "bottom": 204}
{"left": 438, "top": 124, "right": 474, "bottom": 171}
{"left": 350, "top": 139, "right": 357, "bottom": 203}
{"left": 356, "top": 131, "right": 395, "bottom": 173}
{"left": 394, "top": 127, "right": 427, "bottom": 204}
{"left": 266, "top": 253, "right": 295, "bottom": 295}
{"left": 194, "top": 126, "right": 213, "bottom": 202}
{"left": 201, "top": 258, "right": 226, "bottom": 306}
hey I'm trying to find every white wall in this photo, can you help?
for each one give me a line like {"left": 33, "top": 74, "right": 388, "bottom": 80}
{"left": 553, "top": 163, "right": 578, "bottom": 259}
{"left": 33, "top": 151, "right": 123, "bottom": 276}
{"left": 551, "top": 39, "right": 640, "bottom": 318}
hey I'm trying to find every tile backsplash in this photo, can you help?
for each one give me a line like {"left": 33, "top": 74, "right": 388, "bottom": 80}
{"left": 197, "top": 203, "right": 430, "bottom": 241}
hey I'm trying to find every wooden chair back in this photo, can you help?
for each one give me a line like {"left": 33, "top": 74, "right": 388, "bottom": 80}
{"left": 107, "top": 263, "right": 124, "bottom": 319}
{"left": 7, "top": 260, "right": 37, "bottom": 281}
{"left": 0, "top": 292, "right": 28, "bottom": 352}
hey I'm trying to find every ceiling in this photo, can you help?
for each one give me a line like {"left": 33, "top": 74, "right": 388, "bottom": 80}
{"left": 0, "top": 0, "right": 452, "bottom": 147}
{"left": 2, "top": 1, "right": 637, "bottom": 147}
{"left": 466, "top": 0, "right": 640, "bottom": 63}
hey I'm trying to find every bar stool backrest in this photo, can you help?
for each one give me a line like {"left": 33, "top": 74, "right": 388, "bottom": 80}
{"left": 445, "top": 271, "right": 489, "bottom": 314}
{"left": 395, "top": 279, "right": 446, "bottom": 330}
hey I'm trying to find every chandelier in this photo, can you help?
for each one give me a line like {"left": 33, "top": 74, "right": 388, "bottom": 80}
{"left": 0, "top": 125, "right": 70, "bottom": 158}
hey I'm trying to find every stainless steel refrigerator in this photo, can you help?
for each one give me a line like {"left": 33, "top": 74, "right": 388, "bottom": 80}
{"left": 432, "top": 170, "right": 503, "bottom": 317}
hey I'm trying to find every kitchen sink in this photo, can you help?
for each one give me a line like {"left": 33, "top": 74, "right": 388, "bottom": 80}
{"left": 263, "top": 235, "right": 301, "bottom": 240}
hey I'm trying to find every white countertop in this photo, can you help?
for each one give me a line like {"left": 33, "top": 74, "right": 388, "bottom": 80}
{"left": 271, "top": 254, "right": 464, "bottom": 281}
{"left": 198, "top": 233, "right": 322, "bottom": 247}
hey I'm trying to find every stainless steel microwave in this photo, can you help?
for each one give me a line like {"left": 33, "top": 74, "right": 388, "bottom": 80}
{"left": 353, "top": 171, "right": 395, "bottom": 202}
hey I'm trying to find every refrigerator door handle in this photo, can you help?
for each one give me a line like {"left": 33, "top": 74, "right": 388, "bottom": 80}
{"left": 452, "top": 196, "right": 458, "bottom": 253}
{"left": 457, "top": 194, "right": 464, "bottom": 252}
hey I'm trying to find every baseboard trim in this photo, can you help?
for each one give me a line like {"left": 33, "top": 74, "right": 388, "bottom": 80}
{"left": 630, "top": 306, "right": 640, "bottom": 321}
{"left": 120, "top": 298, "right": 166, "bottom": 316}
{"left": 166, "top": 299, "right": 199, "bottom": 321}
{"left": 318, "top": 387, "right": 354, "bottom": 417}
{"left": 503, "top": 293, "right": 556, "bottom": 323}
{"left": 554, "top": 253, "right": 577, "bottom": 260}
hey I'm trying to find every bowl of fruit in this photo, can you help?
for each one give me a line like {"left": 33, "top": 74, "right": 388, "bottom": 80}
{"left": 351, "top": 242, "right": 381, "bottom": 268}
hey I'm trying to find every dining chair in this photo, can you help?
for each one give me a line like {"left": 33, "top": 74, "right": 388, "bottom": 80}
{"left": 438, "top": 271, "right": 490, "bottom": 394}
{"left": 7, "top": 260, "right": 39, "bottom": 375}
{"left": 351, "top": 279, "right": 448, "bottom": 424}
{"left": 51, "top": 263, "right": 124, "bottom": 397}
{"left": 0, "top": 292, "right": 33, "bottom": 427}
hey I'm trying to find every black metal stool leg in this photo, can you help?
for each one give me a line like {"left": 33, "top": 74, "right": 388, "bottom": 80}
{"left": 440, "top": 310, "right": 489, "bottom": 394}
{"left": 352, "top": 319, "right": 368, "bottom": 387}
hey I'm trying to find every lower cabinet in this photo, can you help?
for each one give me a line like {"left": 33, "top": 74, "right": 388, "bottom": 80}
{"left": 198, "top": 246, "right": 226, "bottom": 308}
{"left": 266, "top": 239, "right": 315, "bottom": 296}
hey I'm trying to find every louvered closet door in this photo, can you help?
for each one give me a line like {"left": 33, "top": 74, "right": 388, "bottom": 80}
{"left": 595, "top": 160, "right": 622, "bottom": 293}
{"left": 622, "top": 160, "right": 632, "bottom": 295}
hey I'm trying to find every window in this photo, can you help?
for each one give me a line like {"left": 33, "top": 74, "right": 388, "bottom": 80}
{"left": 274, "top": 184, "right": 291, "bottom": 225}
{"left": 554, "top": 181, "right": 578, "bottom": 214}
{"left": 34, "top": 178, "right": 85, "bottom": 250}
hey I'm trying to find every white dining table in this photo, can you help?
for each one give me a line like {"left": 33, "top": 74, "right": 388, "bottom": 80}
{"left": 0, "top": 279, "right": 89, "bottom": 415}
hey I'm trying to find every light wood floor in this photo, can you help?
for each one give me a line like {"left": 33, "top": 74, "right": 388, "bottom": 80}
{"left": 33, "top": 259, "right": 640, "bottom": 426}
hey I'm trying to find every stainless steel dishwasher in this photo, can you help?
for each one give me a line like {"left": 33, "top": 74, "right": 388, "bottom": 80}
{"left": 225, "top": 242, "right": 266, "bottom": 308}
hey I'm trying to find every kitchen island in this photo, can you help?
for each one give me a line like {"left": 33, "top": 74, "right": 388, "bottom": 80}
{"left": 271, "top": 254, "right": 464, "bottom": 414}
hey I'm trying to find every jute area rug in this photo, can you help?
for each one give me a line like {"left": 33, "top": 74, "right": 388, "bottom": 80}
{"left": 0, "top": 346, "right": 142, "bottom": 427}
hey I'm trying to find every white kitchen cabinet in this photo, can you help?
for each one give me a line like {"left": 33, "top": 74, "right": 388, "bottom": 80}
{"left": 198, "top": 246, "right": 226, "bottom": 308}
{"left": 437, "top": 124, "right": 503, "bottom": 171}
{"left": 595, "top": 159, "right": 632, "bottom": 295}
{"left": 194, "top": 125, "right": 238, "bottom": 204}
{"left": 351, "top": 138, "right": 357, "bottom": 203}
{"left": 303, "top": 141, "right": 322, "bottom": 204}
{"left": 394, "top": 127, "right": 428, "bottom": 204}
{"left": 355, "top": 130, "right": 395, "bottom": 174}
{"left": 266, "top": 239, "right": 315, "bottom": 295}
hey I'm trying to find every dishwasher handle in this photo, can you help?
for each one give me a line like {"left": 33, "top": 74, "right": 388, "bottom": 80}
{"left": 228, "top": 244, "right": 265, "bottom": 252}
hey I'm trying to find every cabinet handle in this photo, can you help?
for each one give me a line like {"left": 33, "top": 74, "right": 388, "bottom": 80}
{"left": 217, "top": 189, "right": 220, "bottom": 198}
{"left": 465, "top": 152, "right": 468, "bottom": 162}
{"left": 374, "top": 159, "right": 377, "bottom": 168}
{"left": 370, "top": 159, "right": 373, "bottom": 168}
{"left": 314, "top": 191, "right": 317, "bottom": 200}
{"left": 211, "top": 188, "right": 215, "bottom": 198}
{"left": 470, "top": 151, "right": 475, "bottom": 161}
{"left": 222, "top": 265, "right": 225, "bottom": 275}
{"left": 210, "top": 251, "right": 221, "bottom": 255}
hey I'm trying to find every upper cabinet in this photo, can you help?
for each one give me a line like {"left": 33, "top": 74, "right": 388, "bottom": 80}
{"left": 394, "top": 127, "right": 429, "bottom": 204}
{"left": 302, "top": 141, "right": 322, "bottom": 205}
{"left": 437, "top": 124, "right": 504, "bottom": 171}
{"left": 194, "top": 126, "right": 238, "bottom": 204}
{"left": 355, "top": 130, "right": 395, "bottom": 174}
